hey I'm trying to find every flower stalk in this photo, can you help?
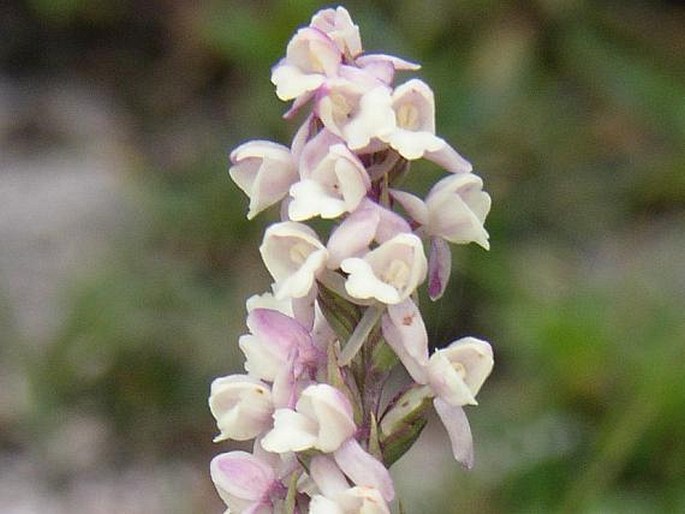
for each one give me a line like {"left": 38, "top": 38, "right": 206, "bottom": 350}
{"left": 209, "top": 6, "right": 495, "bottom": 513}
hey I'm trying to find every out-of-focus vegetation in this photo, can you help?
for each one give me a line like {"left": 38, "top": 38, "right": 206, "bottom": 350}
{"left": 1, "top": 1, "right": 683, "bottom": 512}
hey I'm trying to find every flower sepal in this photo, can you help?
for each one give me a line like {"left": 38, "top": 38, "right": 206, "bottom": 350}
{"left": 378, "top": 385, "right": 432, "bottom": 466}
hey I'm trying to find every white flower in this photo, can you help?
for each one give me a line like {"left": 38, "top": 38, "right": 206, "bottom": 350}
{"left": 288, "top": 132, "right": 370, "bottom": 221}
{"left": 210, "top": 451, "right": 277, "bottom": 513}
{"left": 391, "top": 174, "right": 491, "bottom": 247}
{"left": 316, "top": 77, "right": 395, "bottom": 151}
{"left": 229, "top": 140, "right": 298, "bottom": 219}
{"left": 261, "top": 384, "right": 356, "bottom": 454}
{"left": 341, "top": 233, "right": 427, "bottom": 304}
{"left": 427, "top": 337, "right": 494, "bottom": 407}
{"left": 260, "top": 221, "right": 328, "bottom": 299}
{"left": 271, "top": 27, "right": 342, "bottom": 102}
{"left": 425, "top": 173, "right": 491, "bottom": 249}
{"left": 239, "top": 308, "right": 317, "bottom": 383}
{"left": 310, "top": 6, "right": 362, "bottom": 59}
{"left": 379, "top": 79, "right": 472, "bottom": 172}
{"left": 209, "top": 374, "right": 274, "bottom": 442}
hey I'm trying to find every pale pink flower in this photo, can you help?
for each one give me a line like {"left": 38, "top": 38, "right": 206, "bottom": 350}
{"left": 340, "top": 233, "right": 427, "bottom": 304}
{"left": 430, "top": 173, "right": 491, "bottom": 247}
{"left": 260, "top": 221, "right": 328, "bottom": 299}
{"left": 316, "top": 76, "right": 395, "bottom": 151}
{"left": 209, "top": 374, "right": 274, "bottom": 442}
{"left": 427, "top": 337, "right": 494, "bottom": 407}
{"left": 271, "top": 27, "right": 342, "bottom": 102}
{"left": 391, "top": 173, "right": 491, "bottom": 298}
{"left": 380, "top": 79, "right": 472, "bottom": 172}
{"left": 310, "top": 6, "right": 362, "bottom": 59}
{"left": 239, "top": 308, "right": 318, "bottom": 383}
{"left": 229, "top": 140, "right": 298, "bottom": 219}
{"left": 261, "top": 383, "right": 356, "bottom": 454}
{"left": 210, "top": 451, "right": 281, "bottom": 513}
{"left": 288, "top": 131, "right": 370, "bottom": 220}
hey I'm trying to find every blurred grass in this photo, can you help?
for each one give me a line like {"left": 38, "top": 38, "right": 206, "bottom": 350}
{"left": 2, "top": 0, "right": 684, "bottom": 512}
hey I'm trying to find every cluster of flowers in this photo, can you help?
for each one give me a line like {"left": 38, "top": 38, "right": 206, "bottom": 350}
{"left": 209, "top": 7, "right": 494, "bottom": 513}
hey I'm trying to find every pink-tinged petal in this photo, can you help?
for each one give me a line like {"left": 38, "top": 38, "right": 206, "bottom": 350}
{"left": 310, "top": 455, "right": 350, "bottom": 497}
{"left": 272, "top": 63, "right": 326, "bottom": 101}
{"left": 433, "top": 398, "right": 474, "bottom": 469}
{"left": 341, "top": 257, "right": 402, "bottom": 305}
{"left": 355, "top": 58, "right": 394, "bottom": 86}
{"left": 390, "top": 79, "right": 436, "bottom": 133}
{"left": 343, "top": 86, "right": 395, "bottom": 150}
{"left": 310, "top": 6, "right": 362, "bottom": 58}
{"left": 356, "top": 54, "right": 421, "bottom": 72}
{"left": 427, "top": 337, "right": 494, "bottom": 407}
{"left": 300, "top": 130, "right": 344, "bottom": 178}
{"left": 310, "top": 495, "right": 345, "bottom": 514}
{"left": 381, "top": 298, "right": 429, "bottom": 383}
{"left": 386, "top": 129, "right": 444, "bottom": 160}
{"left": 247, "top": 308, "right": 315, "bottom": 363}
{"left": 356, "top": 53, "right": 420, "bottom": 85}
{"left": 442, "top": 337, "right": 494, "bottom": 396}
{"left": 289, "top": 143, "right": 370, "bottom": 221}
{"left": 326, "top": 204, "right": 380, "bottom": 269}
{"left": 242, "top": 504, "right": 272, "bottom": 514}
{"left": 229, "top": 140, "right": 297, "bottom": 219}
{"left": 271, "top": 26, "right": 342, "bottom": 102}
{"left": 365, "top": 199, "right": 412, "bottom": 243}
{"left": 209, "top": 374, "right": 274, "bottom": 442}
{"left": 427, "top": 348, "right": 477, "bottom": 406}
{"left": 286, "top": 28, "right": 342, "bottom": 76}
{"left": 426, "top": 174, "right": 491, "bottom": 249}
{"left": 342, "top": 487, "right": 392, "bottom": 514}
{"left": 291, "top": 285, "right": 317, "bottom": 331}
{"left": 289, "top": 179, "right": 347, "bottom": 220}
{"left": 270, "top": 352, "right": 298, "bottom": 409}
{"left": 246, "top": 292, "right": 294, "bottom": 317}
{"left": 389, "top": 189, "right": 429, "bottom": 226}
{"left": 261, "top": 409, "right": 319, "bottom": 453}
{"left": 333, "top": 439, "right": 395, "bottom": 502}
{"left": 315, "top": 80, "right": 362, "bottom": 140}
{"left": 342, "top": 233, "right": 427, "bottom": 305}
{"left": 424, "top": 144, "right": 473, "bottom": 173}
{"left": 290, "top": 114, "right": 316, "bottom": 160}
{"left": 260, "top": 221, "right": 328, "bottom": 299}
{"left": 427, "top": 237, "right": 452, "bottom": 301}
{"left": 284, "top": 90, "right": 316, "bottom": 119}
{"left": 210, "top": 451, "right": 275, "bottom": 507}
{"left": 239, "top": 334, "right": 286, "bottom": 382}
{"left": 299, "top": 384, "right": 356, "bottom": 452}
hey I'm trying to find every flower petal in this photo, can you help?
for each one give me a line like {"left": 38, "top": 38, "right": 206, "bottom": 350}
{"left": 333, "top": 439, "right": 395, "bottom": 502}
{"left": 433, "top": 398, "right": 474, "bottom": 469}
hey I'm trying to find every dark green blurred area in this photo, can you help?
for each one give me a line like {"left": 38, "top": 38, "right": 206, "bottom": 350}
{"left": 1, "top": 0, "right": 683, "bottom": 512}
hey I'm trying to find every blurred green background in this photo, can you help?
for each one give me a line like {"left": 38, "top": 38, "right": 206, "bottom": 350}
{"left": 1, "top": 0, "right": 683, "bottom": 512}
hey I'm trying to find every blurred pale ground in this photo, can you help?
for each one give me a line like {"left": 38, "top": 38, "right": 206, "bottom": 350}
{"left": 1, "top": 1, "right": 683, "bottom": 513}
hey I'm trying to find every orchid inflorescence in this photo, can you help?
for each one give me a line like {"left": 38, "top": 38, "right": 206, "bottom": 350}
{"left": 209, "top": 6, "right": 494, "bottom": 513}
